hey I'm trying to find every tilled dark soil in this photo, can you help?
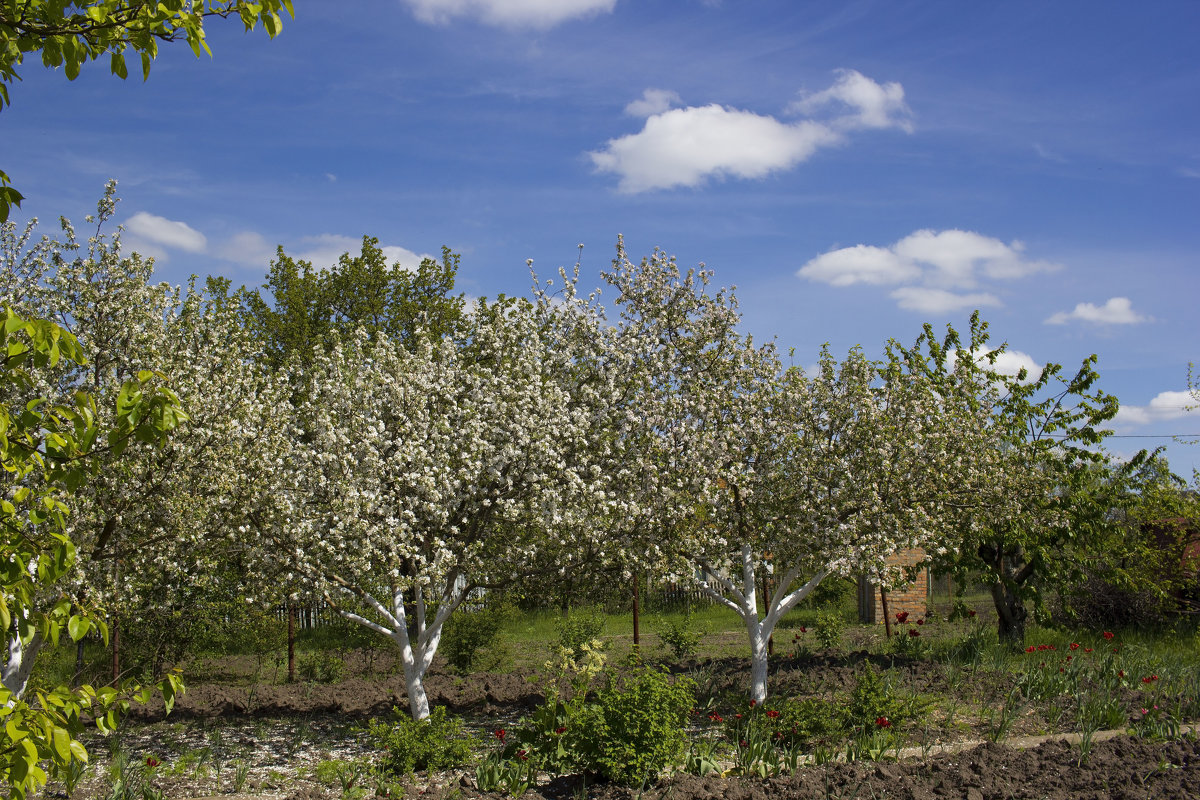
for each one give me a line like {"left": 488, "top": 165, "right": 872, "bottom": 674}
{"left": 100, "top": 646, "right": 1198, "bottom": 800}
{"left": 567, "top": 736, "right": 1200, "bottom": 800}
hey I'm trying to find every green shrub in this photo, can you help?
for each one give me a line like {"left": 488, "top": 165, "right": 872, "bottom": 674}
{"left": 768, "top": 696, "right": 846, "bottom": 747}
{"left": 575, "top": 662, "right": 695, "bottom": 785}
{"left": 556, "top": 608, "right": 606, "bottom": 659}
{"left": 441, "top": 602, "right": 510, "bottom": 673}
{"left": 654, "top": 613, "right": 703, "bottom": 661}
{"left": 298, "top": 651, "right": 345, "bottom": 683}
{"left": 367, "top": 705, "right": 473, "bottom": 776}
{"left": 814, "top": 610, "right": 845, "bottom": 650}
{"left": 848, "top": 665, "right": 905, "bottom": 731}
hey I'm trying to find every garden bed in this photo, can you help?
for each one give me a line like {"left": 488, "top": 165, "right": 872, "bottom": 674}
{"left": 46, "top": 625, "right": 1200, "bottom": 800}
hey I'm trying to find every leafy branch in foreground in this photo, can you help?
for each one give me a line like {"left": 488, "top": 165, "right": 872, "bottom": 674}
{"left": 0, "top": 307, "right": 186, "bottom": 800}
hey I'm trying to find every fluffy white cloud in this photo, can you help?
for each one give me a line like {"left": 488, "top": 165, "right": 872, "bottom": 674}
{"left": 890, "top": 287, "right": 1001, "bottom": 314}
{"left": 1044, "top": 297, "right": 1148, "bottom": 325}
{"left": 216, "top": 231, "right": 277, "bottom": 269}
{"left": 800, "top": 245, "right": 918, "bottom": 286}
{"left": 947, "top": 347, "right": 1042, "bottom": 384}
{"left": 124, "top": 212, "right": 207, "bottom": 254}
{"left": 892, "top": 230, "right": 1054, "bottom": 288}
{"left": 798, "top": 230, "right": 1058, "bottom": 312}
{"left": 590, "top": 70, "right": 910, "bottom": 193}
{"left": 787, "top": 68, "right": 912, "bottom": 132}
{"left": 625, "top": 88, "right": 681, "bottom": 118}
{"left": 1114, "top": 390, "right": 1198, "bottom": 428}
{"left": 294, "top": 234, "right": 433, "bottom": 272}
{"left": 401, "top": 0, "right": 615, "bottom": 29}
{"left": 591, "top": 106, "right": 839, "bottom": 193}
{"left": 986, "top": 348, "right": 1042, "bottom": 380}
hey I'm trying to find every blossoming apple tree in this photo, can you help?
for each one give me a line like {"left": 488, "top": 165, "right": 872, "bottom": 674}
{"left": 259, "top": 293, "right": 619, "bottom": 719}
{"left": 0, "top": 184, "right": 285, "bottom": 678}
{"left": 600, "top": 241, "right": 985, "bottom": 702}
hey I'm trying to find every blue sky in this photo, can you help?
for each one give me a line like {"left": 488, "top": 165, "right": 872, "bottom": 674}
{"left": 5, "top": 0, "right": 1199, "bottom": 472}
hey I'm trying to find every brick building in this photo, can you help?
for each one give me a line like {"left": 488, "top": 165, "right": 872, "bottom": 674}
{"left": 856, "top": 547, "right": 930, "bottom": 624}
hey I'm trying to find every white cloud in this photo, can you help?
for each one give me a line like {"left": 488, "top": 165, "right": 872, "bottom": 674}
{"left": 891, "top": 230, "right": 1055, "bottom": 288}
{"left": 401, "top": 0, "right": 615, "bottom": 29}
{"left": 1114, "top": 390, "right": 1198, "bottom": 428}
{"left": 985, "top": 348, "right": 1042, "bottom": 380}
{"left": 799, "top": 244, "right": 918, "bottom": 286}
{"left": 124, "top": 212, "right": 207, "bottom": 254}
{"left": 787, "top": 68, "right": 912, "bottom": 132}
{"left": 216, "top": 231, "right": 277, "bottom": 269}
{"left": 591, "top": 106, "right": 840, "bottom": 193}
{"left": 947, "top": 347, "right": 1042, "bottom": 384}
{"left": 625, "top": 89, "right": 681, "bottom": 118}
{"left": 1044, "top": 297, "right": 1148, "bottom": 326}
{"left": 890, "top": 287, "right": 1001, "bottom": 314}
{"left": 294, "top": 234, "right": 433, "bottom": 272}
{"left": 590, "top": 70, "right": 910, "bottom": 193}
{"left": 798, "top": 229, "right": 1058, "bottom": 313}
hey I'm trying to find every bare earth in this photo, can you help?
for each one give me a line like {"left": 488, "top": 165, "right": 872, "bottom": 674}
{"left": 49, "top": 645, "right": 1200, "bottom": 800}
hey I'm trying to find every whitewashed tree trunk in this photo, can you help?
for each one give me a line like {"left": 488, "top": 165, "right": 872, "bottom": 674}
{"left": 332, "top": 574, "right": 465, "bottom": 720}
{"left": 2, "top": 627, "right": 43, "bottom": 702}
{"left": 698, "top": 545, "right": 830, "bottom": 703}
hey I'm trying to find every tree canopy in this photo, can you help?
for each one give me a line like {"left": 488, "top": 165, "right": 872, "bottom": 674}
{"left": 242, "top": 237, "right": 467, "bottom": 370}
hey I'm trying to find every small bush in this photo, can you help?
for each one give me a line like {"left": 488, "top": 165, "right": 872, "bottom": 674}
{"left": 771, "top": 696, "right": 846, "bottom": 747}
{"left": 575, "top": 662, "right": 695, "bottom": 785}
{"left": 556, "top": 608, "right": 606, "bottom": 659}
{"left": 814, "top": 610, "right": 845, "bottom": 650}
{"left": 441, "top": 602, "right": 510, "bottom": 673}
{"left": 654, "top": 613, "right": 703, "bottom": 661}
{"left": 298, "top": 651, "right": 345, "bottom": 683}
{"left": 367, "top": 705, "right": 473, "bottom": 776}
{"left": 848, "top": 665, "right": 906, "bottom": 731}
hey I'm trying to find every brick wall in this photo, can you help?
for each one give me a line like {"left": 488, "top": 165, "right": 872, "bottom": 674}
{"left": 856, "top": 548, "right": 929, "bottom": 624}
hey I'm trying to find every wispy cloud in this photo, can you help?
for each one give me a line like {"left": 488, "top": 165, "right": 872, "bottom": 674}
{"left": 798, "top": 229, "right": 1058, "bottom": 313}
{"left": 1032, "top": 142, "right": 1066, "bottom": 162}
{"left": 589, "top": 70, "right": 911, "bottom": 193}
{"left": 786, "top": 68, "right": 913, "bottom": 132}
{"left": 891, "top": 287, "right": 1001, "bottom": 314}
{"left": 1044, "top": 297, "right": 1149, "bottom": 325}
{"left": 216, "top": 231, "right": 277, "bottom": 270}
{"left": 624, "top": 89, "right": 681, "bottom": 118}
{"left": 214, "top": 232, "right": 433, "bottom": 273}
{"left": 400, "top": 0, "right": 615, "bottom": 29}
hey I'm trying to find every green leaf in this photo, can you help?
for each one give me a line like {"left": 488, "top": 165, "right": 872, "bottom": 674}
{"left": 110, "top": 51, "right": 128, "bottom": 80}
{"left": 51, "top": 726, "right": 71, "bottom": 763}
{"left": 67, "top": 615, "right": 90, "bottom": 642}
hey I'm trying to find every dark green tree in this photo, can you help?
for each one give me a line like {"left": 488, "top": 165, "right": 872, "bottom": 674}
{"left": 902, "top": 313, "right": 1145, "bottom": 646}
{"left": 242, "top": 237, "right": 466, "bottom": 369}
